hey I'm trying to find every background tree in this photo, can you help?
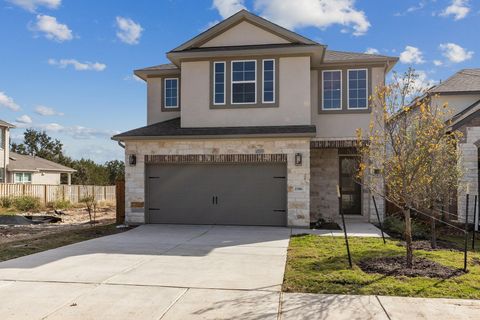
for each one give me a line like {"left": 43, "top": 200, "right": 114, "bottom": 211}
{"left": 358, "top": 68, "right": 462, "bottom": 267}
{"left": 12, "top": 129, "right": 125, "bottom": 185}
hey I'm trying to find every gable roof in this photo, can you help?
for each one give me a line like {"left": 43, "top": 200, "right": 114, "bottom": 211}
{"left": 0, "top": 120, "right": 15, "bottom": 128}
{"left": 449, "top": 99, "right": 480, "bottom": 130}
{"left": 430, "top": 69, "right": 480, "bottom": 94}
{"left": 112, "top": 118, "right": 316, "bottom": 140}
{"left": 171, "top": 10, "right": 320, "bottom": 53}
{"left": 8, "top": 152, "right": 76, "bottom": 173}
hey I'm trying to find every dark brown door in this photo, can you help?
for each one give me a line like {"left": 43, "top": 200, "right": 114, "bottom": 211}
{"left": 339, "top": 156, "right": 362, "bottom": 215}
{"left": 146, "top": 163, "right": 287, "bottom": 226}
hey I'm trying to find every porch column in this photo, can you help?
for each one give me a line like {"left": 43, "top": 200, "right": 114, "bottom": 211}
{"left": 67, "top": 173, "right": 72, "bottom": 185}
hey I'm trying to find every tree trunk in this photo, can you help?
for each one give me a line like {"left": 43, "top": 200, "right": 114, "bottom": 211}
{"left": 404, "top": 208, "right": 414, "bottom": 268}
{"left": 431, "top": 206, "right": 437, "bottom": 249}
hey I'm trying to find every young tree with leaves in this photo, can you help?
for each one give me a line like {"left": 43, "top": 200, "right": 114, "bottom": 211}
{"left": 358, "top": 68, "right": 462, "bottom": 267}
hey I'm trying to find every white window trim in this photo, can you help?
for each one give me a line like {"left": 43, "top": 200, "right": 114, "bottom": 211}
{"left": 262, "top": 59, "right": 275, "bottom": 104}
{"left": 347, "top": 68, "right": 368, "bottom": 110}
{"left": 14, "top": 172, "right": 32, "bottom": 184}
{"left": 321, "top": 70, "right": 343, "bottom": 111}
{"left": 164, "top": 78, "right": 179, "bottom": 109}
{"left": 213, "top": 61, "right": 226, "bottom": 105}
{"left": 231, "top": 60, "right": 257, "bottom": 105}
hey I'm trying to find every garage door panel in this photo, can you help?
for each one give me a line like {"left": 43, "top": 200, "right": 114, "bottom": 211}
{"left": 146, "top": 163, "right": 287, "bottom": 226}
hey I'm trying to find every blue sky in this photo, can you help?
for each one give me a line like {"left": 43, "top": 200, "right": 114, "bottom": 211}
{"left": 0, "top": 0, "right": 478, "bottom": 163}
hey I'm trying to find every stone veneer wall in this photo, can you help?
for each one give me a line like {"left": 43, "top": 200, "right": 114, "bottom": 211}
{"left": 310, "top": 149, "right": 339, "bottom": 221}
{"left": 458, "top": 127, "right": 480, "bottom": 223}
{"left": 124, "top": 138, "right": 311, "bottom": 227}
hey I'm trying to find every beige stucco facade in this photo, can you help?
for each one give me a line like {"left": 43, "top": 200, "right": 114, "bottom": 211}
{"left": 124, "top": 138, "right": 311, "bottom": 227}
{"left": 432, "top": 94, "right": 480, "bottom": 117}
{"left": 200, "top": 21, "right": 290, "bottom": 47}
{"left": 180, "top": 56, "right": 311, "bottom": 128}
{"left": 0, "top": 126, "right": 9, "bottom": 182}
{"left": 147, "top": 77, "right": 180, "bottom": 125}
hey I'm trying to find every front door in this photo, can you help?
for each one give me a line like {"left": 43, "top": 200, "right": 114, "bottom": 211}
{"left": 339, "top": 156, "right": 362, "bottom": 215}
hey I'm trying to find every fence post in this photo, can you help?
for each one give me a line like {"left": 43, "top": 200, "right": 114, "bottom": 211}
{"left": 116, "top": 179, "right": 125, "bottom": 225}
{"left": 464, "top": 194, "right": 469, "bottom": 272}
{"left": 473, "top": 195, "right": 477, "bottom": 250}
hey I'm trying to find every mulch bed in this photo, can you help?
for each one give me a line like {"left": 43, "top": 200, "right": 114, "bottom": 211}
{"left": 358, "top": 256, "right": 465, "bottom": 279}
{"left": 397, "top": 240, "right": 461, "bottom": 251}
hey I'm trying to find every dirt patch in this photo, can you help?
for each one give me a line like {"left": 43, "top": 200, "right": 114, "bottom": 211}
{"left": 0, "top": 206, "right": 116, "bottom": 245}
{"left": 358, "top": 256, "right": 465, "bottom": 279}
{"left": 396, "top": 240, "right": 461, "bottom": 251}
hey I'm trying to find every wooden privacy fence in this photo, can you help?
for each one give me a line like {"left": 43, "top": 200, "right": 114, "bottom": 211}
{"left": 0, "top": 184, "right": 116, "bottom": 204}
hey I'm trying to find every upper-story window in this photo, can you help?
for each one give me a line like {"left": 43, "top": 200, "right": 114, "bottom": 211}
{"left": 348, "top": 69, "right": 368, "bottom": 109}
{"left": 231, "top": 60, "right": 256, "bottom": 104}
{"left": 0, "top": 128, "right": 4, "bottom": 149}
{"left": 322, "top": 70, "right": 342, "bottom": 110}
{"left": 213, "top": 62, "right": 225, "bottom": 105}
{"left": 262, "top": 59, "right": 275, "bottom": 103}
{"left": 164, "top": 78, "right": 179, "bottom": 108}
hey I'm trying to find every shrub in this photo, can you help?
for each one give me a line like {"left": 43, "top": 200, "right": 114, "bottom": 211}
{"left": 48, "top": 199, "right": 72, "bottom": 210}
{"left": 383, "top": 215, "right": 429, "bottom": 240}
{"left": 13, "top": 196, "right": 41, "bottom": 212}
{"left": 0, "top": 196, "right": 14, "bottom": 208}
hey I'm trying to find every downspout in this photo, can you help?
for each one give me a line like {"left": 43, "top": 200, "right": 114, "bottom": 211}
{"left": 117, "top": 141, "right": 125, "bottom": 149}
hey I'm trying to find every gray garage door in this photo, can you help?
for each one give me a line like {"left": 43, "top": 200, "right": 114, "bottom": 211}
{"left": 146, "top": 163, "right": 287, "bottom": 226}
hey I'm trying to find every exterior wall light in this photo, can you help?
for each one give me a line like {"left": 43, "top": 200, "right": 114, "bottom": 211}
{"left": 295, "top": 153, "right": 302, "bottom": 166}
{"left": 128, "top": 154, "right": 137, "bottom": 166}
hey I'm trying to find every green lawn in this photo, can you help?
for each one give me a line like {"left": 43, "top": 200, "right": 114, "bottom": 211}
{"left": 0, "top": 224, "right": 126, "bottom": 262}
{"left": 283, "top": 235, "right": 480, "bottom": 299}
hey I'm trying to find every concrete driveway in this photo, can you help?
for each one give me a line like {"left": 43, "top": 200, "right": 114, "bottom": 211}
{"left": 1, "top": 224, "right": 479, "bottom": 320}
{"left": 0, "top": 225, "right": 290, "bottom": 319}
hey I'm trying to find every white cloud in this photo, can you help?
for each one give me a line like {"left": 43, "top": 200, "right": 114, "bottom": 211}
{"left": 253, "top": 0, "right": 371, "bottom": 36}
{"left": 212, "top": 0, "right": 246, "bottom": 18}
{"left": 440, "top": 0, "right": 470, "bottom": 20}
{"left": 16, "top": 115, "right": 32, "bottom": 124}
{"left": 7, "top": 0, "right": 61, "bottom": 12}
{"left": 14, "top": 122, "right": 117, "bottom": 140}
{"left": 400, "top": 46, "right": 425, "bottom": 64}
{"left": 115, "top": 16, "right": 143, "bottom": 45}
{"left": 31, "top": 14, "right": 72, "bottom": 42}
{"left": 365, "top": 48, "right": 379, "bottom": 54}
{"left": 433, "top": 60, "right": 443, "bottom": 66}
{"left": 439, "top": 43, "right": 473, "bottom": 63}
{"left": 0, "top": 91, "right": 20, "bottom": 111}
{"left": 397, "top": 70, "right": 436, "bottom": 94}
{"left": 34, "top": 105, "right": 64, "bottom": 116}
{"left": 48, "top": 58, "right": 106, "bottom": 71}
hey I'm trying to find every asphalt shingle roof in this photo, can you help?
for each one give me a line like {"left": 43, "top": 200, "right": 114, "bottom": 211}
{"left": 323, "top": 50, "right": 398, "bottom": 63}
{"left": 0, "top": 120, "right": 15, "bottom": 128}
{"left": 113, "top": 118, "right": 316, "bottom": 139}
{"left": 430, "top": 69, "right": 480, "bottom": 93}
{"left": 8, "top": 152, "right": 76, "bottom": 172}
{"left": 135, "top": 63, "right": 178, "bottom": 72}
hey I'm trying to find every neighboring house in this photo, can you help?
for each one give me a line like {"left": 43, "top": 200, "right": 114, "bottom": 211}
{"left": 426, "top": 69, "right": 480, "bottom": 223}
{"left": 113, "top": 10, "right": 398, "bottom": 227}
{"left": 0, "top": 120, "right": 76, "bottom": 185}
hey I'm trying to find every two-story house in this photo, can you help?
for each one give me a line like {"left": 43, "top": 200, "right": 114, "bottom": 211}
{"left": 113, "top": 10, "right": 398, "bottom": 227}
{"left": 415, "top": 69, "right": 480, "bottom": 224}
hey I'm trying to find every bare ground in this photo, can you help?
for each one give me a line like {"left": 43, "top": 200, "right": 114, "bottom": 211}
{"left": 0, "top": 206, "right": 116, "bottom": 245}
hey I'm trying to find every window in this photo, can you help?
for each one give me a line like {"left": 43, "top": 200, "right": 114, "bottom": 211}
{"left": 14, "top": 172, "right": 32, "bottom": 184}
{"left": 0, "top": 169, "right": 3, "bottom": 183}
{"left": 348, "top": 69, "right": 368, "bottom": 109}
{"left": 213, "top": 62, "right": 225, "bottom": 105}
{"left": 262, "top": 59, "right": 275, "bottom": 103}
{"left": 164, "top": 78, "right": 179, "bottom": 108}
{"left": 322, "top": 70, "right": 342, "bottom": 110}
{"left": 0, "top": 128, "right": 3, "bottom": 149}
{"left": 231, "top": 60, "right": 256, "bottom": 104}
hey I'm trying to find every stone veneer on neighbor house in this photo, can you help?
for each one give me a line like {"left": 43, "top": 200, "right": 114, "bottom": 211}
{"left": 124, "top": 138, "right": 311, "bottom": 227}
{"left": 457, "top": 126, "right": 480, "bottom": 223}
